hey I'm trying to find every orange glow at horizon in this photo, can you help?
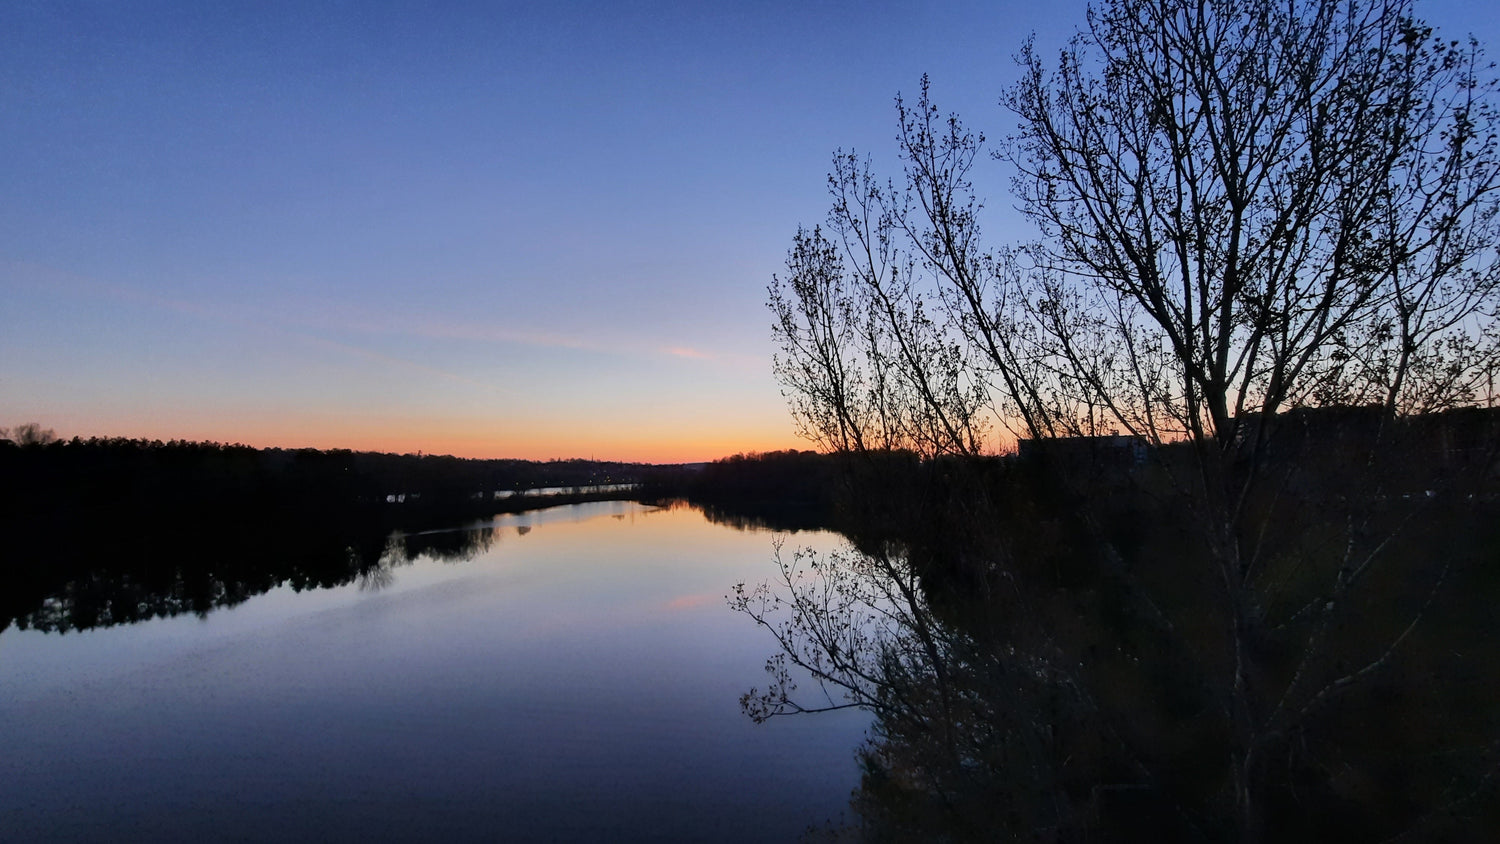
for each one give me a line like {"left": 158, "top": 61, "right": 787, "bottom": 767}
{"left": 28, "top": 412, "right": 809, "bottom": 465}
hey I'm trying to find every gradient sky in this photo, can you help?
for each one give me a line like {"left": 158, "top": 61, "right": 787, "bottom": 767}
{"left": 3, "top": 0, "right": 1495, "bottom": 463}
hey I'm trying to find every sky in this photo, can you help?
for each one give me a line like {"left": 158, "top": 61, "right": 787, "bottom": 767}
{"left": 2, "top": 0, "right": 1495, "bottom": 463}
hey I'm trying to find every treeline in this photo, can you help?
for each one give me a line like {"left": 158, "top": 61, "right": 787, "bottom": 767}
{"left": 641, "top": 449, "right": 846, "bottom": 531}
{"left": 1, "top": 436, "right": 649, "bottom": 514}
{"left": 732, "top": 430, "right": 1500, "bottom": 841}
{"left": 0, "top": 438, "right": 864, "bottom": 634}
{"left": 0, "top": 436, "right": 657, "bottom": 632}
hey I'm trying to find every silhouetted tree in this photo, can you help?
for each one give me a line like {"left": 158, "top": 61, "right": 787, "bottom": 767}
{"left": 2, "top": 422, "right": 57, "bottom": 446}
{"left": 776, "top": 1, "right": 1498, "bottom": 454}
{"left": 760, "top": 0, "right": 1500, "bottom": 839}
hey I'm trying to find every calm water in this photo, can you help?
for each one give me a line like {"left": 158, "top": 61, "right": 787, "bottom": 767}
{"left": 0, "top": 501, "right": 869, "bottom": 842}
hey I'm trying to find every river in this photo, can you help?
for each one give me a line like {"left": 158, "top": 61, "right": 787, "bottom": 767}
{"left": 0, "top": 501, "right": 869, "bottom": 842}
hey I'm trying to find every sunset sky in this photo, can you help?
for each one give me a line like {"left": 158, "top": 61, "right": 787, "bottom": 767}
{"left": 3, "top": 0, "right": 1494, "bottom": 463}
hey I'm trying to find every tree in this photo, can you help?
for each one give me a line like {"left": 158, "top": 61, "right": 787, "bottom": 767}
{"left": 775, "top": 0, "right": 1498, "bottom": 456}
{"left": 1002, "top": 0, "right": 1499, "bottom": 443}
{"left": 1, "top": 422, "right": 58, "bottom": 447}
{"left": 762, "top": 0, "right": 1500, "bottom": 839}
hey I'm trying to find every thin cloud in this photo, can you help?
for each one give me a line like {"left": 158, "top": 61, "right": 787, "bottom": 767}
{"left": 9, "top": 264, "right": 499, "bottom": 393}
{"left": 348, "top": 317, "right": 616, "bottom": 355}
{"left": 11, "top": 261, "right": 762, "bottom": 374}
{"left": 301, "top": 334, "right": 498, "bottom": 392}
{"left": 662, "top": 592, "right": 721, "bottom": 611}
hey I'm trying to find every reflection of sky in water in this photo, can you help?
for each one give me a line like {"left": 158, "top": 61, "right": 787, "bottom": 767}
{"left": 0, "top": 502, "right": 868, "bottom": 842}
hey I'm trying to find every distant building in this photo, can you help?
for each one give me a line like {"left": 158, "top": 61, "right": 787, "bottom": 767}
{"left": 1017, "top": 434, "right": 1148, "bottom": 470}
{"left": 1402, "top": 406, "right": 1500, "bottom": 470}
{"left": 1233, "top": 405, "right": 1499, "bottom": 469}
{"left": 1231, "top": 405, "right": 1386, "bottom": 459}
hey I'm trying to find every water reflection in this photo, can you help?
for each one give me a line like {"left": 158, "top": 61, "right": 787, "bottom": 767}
{"left": 2, "top": 494, "right": 840, "bottom": 637}
{"left": 0, "top": 501, "right": 869, "bottom": 843}
{"left": 731, "top": 492, "right": 1500, "bottom": 841}
{"left": 5, "top": 524, "right": 473, "bottom": 635}
{"left": 662, "top": 498, "right": 832, "bottom": 534}
{"left": 2, "top": 503, "right": 676, "bottom": 634}
{"left": 735, "top": 541, "right": 1119, "bottom": 839}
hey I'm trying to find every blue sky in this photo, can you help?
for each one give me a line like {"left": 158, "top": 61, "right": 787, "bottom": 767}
{"left": 2, "top": 0, "right": 1494, "bottom": 461}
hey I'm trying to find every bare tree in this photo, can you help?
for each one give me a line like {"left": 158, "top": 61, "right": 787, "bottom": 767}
{"left": 762, "top": 0, "right": 1500, "bottom": 839}
{"left": 773, "top": 0, "right": 1499, "bottom": 454}
{"left": 1003, "top": 0, "right": 1500, "bottom": 446}
{"left": 3, "top": 423, "right": 58, "bottom": 447}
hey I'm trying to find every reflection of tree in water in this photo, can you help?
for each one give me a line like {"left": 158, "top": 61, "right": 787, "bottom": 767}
{"left": 652, "top": 498, "right": 828, "bottom": 534}
{"left": 357, "top": 534, "right": 406, "bottom": 592}
{"left": 356, "top": 560, "right": 397, "bottom": 593}
{"left": 394, "top": 523, "right": 498, "bottom": 564}
{"left": 734, "top": 481, "right": 1500, "bottom": 841}
{"left": 4, "top": 516, "right": 503, "bottom": 634}
{"left": 735, "top": 542, "right": 1108, "bottom": 839}
{"left": 0, "top": 431, "right": 651, "bottom": 633}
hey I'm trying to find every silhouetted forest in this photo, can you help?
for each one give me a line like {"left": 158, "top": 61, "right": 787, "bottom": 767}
{"left": 642, "top": 449, "right": 845, "bottom": 531}
{"left": 2, "top": 435, "right": 648, "bottom": 516}
{"left": 0, "top": 436, "right": 863, "bottom": 634}
{"left": 732, "top": 407, "right": 1500, "bottom": 841}
{"left": 757, "top": 0, "right": 1500, "bottom": 830}
{"left": 0, "top": 436, "right": 657, "bottom": 632}
{"left": 8, "top": 410, "right": 1498, "bottom": 839}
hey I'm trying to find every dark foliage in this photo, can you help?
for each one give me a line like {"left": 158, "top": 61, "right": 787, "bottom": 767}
{"left": 641, "top": 449, "right": 846, "bottom": 531}
{"left": 735, "top": 413, "right": 1500, "bottom": 841}
{"left": 0, "top": 437, "right": 653, "bottom": 632}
